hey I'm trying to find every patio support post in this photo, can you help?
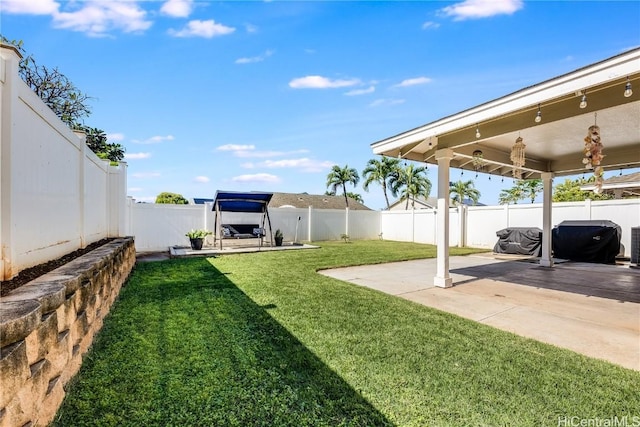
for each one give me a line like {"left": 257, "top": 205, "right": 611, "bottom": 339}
{"left": 434, "top": 149, "right": 454, "bottom": 288}
{"left": 540, "top": 172, "right": 554, "bottom": 267}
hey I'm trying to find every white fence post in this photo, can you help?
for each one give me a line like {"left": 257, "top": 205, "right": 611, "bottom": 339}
{"left": 308, "top": 206, "right": 313, "bottom": 242}
{"left": 0, "top": 46, "right": 21, "bottom": 279}
{"left": 345, "top": 207, "right": 349, "bottom": 237}
{"left": 458, "top": 205, "right": 466, "bottom": 247}
{"left": 410, "top": 207, "right": 415, "bottom": 242}
{"left": 504, "top": 203, "right": 510, "bottom": 227}
{"left": 107, "top": 162, "right": 128, "bottom": 237}
{"left": 75, "top": 130, "right": 87, "bottom": 247}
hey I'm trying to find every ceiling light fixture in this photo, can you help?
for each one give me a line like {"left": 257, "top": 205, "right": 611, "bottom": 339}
{"left": 534, "top": 104, "right": 542, "bottom": 123}
{"left": 624, "top": 77, "right": 633, "bottom": 98}
{"left": 579, "top": 91, "right": 587, "bottom": 109}
{"left": 475, "top": 125, "right": 481, "bottom": 139}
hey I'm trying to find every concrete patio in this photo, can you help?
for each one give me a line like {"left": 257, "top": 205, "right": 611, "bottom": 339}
{"left": 320, "top": 254, "right": 640, "bottom": 371}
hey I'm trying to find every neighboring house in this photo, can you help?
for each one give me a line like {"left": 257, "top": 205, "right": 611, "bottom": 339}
{"left": 388, "top": 196, "right": 485, "bottom": 211}
{"left": 580, "top": 172, "right": 640, "bottom": 199}
{"left": 192, "top": 192, "right": 372, "bottom": 210}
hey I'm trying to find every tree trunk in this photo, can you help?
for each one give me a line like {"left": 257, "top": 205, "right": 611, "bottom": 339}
{"left": 382, "top": 183, "right": 390, "bottom": 210}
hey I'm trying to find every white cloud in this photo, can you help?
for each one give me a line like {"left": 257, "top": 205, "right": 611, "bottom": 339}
{"left": 440, "top": 0, "right": 523, "bottom": 20}
{"left": 394, "top": 77, "right": 432, "bottom": 87}
{"left": 217, "top": 144, "right": 255, "bottom": 151}
{"left": 289, "top": 75, "right": 361, "bottom": 89}
{"left": 235, "top": 49, "right": 274, "bottom": 64}
{"left": 245, "top": 23, "right": 258, "bottom": 33}
{"left": 369, "top": 99, "right": 406, "bottom": 107}
{"left": 194, "top": 176, "right": 210, "bottom": 183}
{"left": 231, "top": 173, "right": 280, "bottom": 183}
{"left": 160, "top": 0, "right": 193, "bottom": 18}
{"left": 131, "top": 172, "right": 161, "bottom": 179}
{"left": 52, "top": 1, "right": 152, "bottom": 37}
{"left": 345, "top": 86, "right": 375, "bottom": 96}
{"left": 240, "top": 158, "right": 333, "bottom": 173}
{"left": 128, "top": 187, "right": 143, "bottom": 192}
{"left": 168, "top": 19, "right": 235, "bottom": 38}
{"left": 0, "top": 0, "right": 59, "bottom": 15}
{"left": 263, "top": 158, "right": 334, "bottom": 172}
{"left": 124, "top": 152, "right": 151, "bottom": 160}
{"left": 106, "top": 132, "right": 125, "bottom": 142}
{"left": 235, "top": 149, "right": 309, "bottom": 159}
{"left": 422, "top": 21, "right": 440, "bottom": 30}
{"left": 132, "top": 135, "right": 174, "bottom": 144}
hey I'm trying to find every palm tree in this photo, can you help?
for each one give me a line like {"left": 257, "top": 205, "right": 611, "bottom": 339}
{"left": 498, "top": 187, "right": 522, "bottom": 205}
{"left": 326, "top": 164, "right": 360, "bottom": 208}
{"left": 389, "top": 163, "right": 432, "bottom": 210}
{"left": 449, "top": 180, "right": 481, "bottom": 206}
{"left": 345, "top": 192, "right": 364, "bottom": 204}
{"left": 362, "top": 156, "right": 400, "bottom": 210}
{"left": 516, "top": 179, "right": 543, "bottom": 203}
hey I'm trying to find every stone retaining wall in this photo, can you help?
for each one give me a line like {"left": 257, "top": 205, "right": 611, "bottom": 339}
{"left": 0, "top": 237, "right": 136, "bottom": 427}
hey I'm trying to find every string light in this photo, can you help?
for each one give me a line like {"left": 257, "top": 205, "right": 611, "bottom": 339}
{"left": 624, "top": 77, "right": 633, "bottom": 97}
{"left": 579, "top": 91, "right": 587, "bottom": 109}
{"left": 534, "top": 104, "right": 542, "bottom": 123}
{"left": 475, "top": 125, "right": 481, "bottom": 139}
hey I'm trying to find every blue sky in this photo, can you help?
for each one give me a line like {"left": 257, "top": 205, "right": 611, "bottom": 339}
{"left": 1, "top": 0, "right": 639, "bottom": 209}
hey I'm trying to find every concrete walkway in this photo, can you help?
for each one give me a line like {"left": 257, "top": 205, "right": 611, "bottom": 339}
{"left": 320, "top": 255, "right": 640, "bottom": 371}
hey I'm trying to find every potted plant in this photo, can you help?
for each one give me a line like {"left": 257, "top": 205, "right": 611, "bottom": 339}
{"left": 274, "top": 229, "right": 284, "bottom": 247}
{"left": 185, "top": 229, "right": 212, "bottom": 250}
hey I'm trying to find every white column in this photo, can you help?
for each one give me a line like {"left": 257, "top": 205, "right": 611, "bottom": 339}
{"left": 540, "top": 172, "right": 554, "bottom": 267}
{"left": 434, "top": 149, "right": 454, "bottom": 288}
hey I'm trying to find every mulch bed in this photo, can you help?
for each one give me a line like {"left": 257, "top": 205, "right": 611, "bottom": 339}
{"left": 1, "top": 238, "right": 114, "bottom": 297}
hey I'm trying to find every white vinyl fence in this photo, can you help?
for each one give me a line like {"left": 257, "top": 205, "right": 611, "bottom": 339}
{"left": 128, "top": 198, "right": 639, "bottom": 257}
{"left": 386, "top": 199, "right": 639, "bottom": 257}
{"left": 127, "top": 202, "right": 382, "bottom": 252}
{"left": 0, "top": 45, "right": 127, "bottom": 280}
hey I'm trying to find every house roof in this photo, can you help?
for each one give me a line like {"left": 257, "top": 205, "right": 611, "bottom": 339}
{"left": 371, "top": 48, "right": 640, "bottom": 180}
{"left": 580, "top": 171, "right": 640, "bottom": 197}
{"left": 269, "top": 192, "right": 372, "bottom": 210}
{"left": 193, "top": 192, "right": 372, "bottom": 210}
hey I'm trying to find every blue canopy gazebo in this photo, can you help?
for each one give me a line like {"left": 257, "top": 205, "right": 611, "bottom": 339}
{"left": 212, "top": 191, "right": 274, "bottom": 249}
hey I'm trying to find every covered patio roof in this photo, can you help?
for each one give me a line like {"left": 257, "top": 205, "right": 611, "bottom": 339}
{"left": 372, "top": 48, "right": 640, "bottom": 178}
{"left": 370, "top": 47, "right": 640, "bottom": 288}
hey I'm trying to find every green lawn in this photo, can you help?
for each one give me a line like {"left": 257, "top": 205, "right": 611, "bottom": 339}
{"left": 54, "top": 241, "right": 640, "bottom": 426}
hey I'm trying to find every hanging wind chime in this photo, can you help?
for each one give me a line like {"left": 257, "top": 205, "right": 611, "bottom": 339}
{"left": 583, "top": 113, "right": 604, "bottom": 193}
{"left": 510, "top": 136, "right": 526, "bottom": 179}
{"left": 472, "top": 150, "right": 484, "bottom": 177}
